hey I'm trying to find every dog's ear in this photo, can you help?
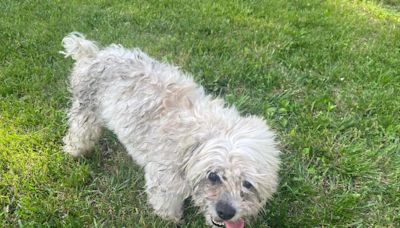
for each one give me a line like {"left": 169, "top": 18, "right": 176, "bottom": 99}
{"left": 233, "top": 116, "right": 281, "bottom": 201}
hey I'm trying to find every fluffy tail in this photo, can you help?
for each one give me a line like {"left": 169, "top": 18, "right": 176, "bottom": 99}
{"left": 60, "top": 32, "right": 99, "bottom": 60}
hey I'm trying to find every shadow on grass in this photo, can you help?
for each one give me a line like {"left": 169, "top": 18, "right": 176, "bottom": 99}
{"left": 75, "top": 132, "right": 206, "bottom": 227}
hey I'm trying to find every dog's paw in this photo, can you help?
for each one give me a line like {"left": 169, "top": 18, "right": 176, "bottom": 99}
{"left": 63, "top": 144, "right": 82, "bottom": 157}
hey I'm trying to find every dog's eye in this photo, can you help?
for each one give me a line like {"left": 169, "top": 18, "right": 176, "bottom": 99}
{"left": 243, "top": 180, "right": 252, "bottom": 189}
{"left": 208, "top": 172, "right": 221, "bottom": 183}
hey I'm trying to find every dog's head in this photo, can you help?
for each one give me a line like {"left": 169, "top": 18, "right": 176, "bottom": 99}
{"left": 186, "top": 116, "right": 280, "bottom": 228}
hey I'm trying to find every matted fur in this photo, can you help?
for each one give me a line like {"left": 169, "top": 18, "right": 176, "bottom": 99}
{"left": 61, "top": 32, "right": 280, "bottom": 227}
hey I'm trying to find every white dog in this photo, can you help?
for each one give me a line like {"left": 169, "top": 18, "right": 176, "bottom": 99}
{"left": 61, "top": 32, "right": 280, "bottom": 228}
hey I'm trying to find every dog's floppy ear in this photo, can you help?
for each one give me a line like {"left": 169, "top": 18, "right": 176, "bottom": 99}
{"left": 233, "top": 116, "right": 281, "bottom": 201}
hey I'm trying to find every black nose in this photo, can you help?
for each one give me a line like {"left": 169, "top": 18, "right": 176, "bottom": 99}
{"left": 216, "top": 201, "right": 236, "bottom": 220}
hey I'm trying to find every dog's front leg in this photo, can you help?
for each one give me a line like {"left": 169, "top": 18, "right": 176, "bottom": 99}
{"left": 144, "top": 163, "right": 190, "bottom": 223}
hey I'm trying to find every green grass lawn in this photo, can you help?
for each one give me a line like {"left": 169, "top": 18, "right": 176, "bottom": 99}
{"left": 1, "top": 0, "right": 400, "bottom": 227}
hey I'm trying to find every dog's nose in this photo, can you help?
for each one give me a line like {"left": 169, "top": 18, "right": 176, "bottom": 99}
{"left": 216, "top": 201, "right": 236, "bottom": 220}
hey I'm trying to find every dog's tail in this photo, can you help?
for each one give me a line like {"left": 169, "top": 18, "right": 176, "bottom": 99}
{"left": 60, "top": 32, "right": 99, "bottom": 60}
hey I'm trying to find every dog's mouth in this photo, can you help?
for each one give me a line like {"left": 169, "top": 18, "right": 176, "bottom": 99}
{"left": 211, "top": 218, "right": 224, "bottom": 227}
{"left": 211, "top": 217, "right": 245, "bottom": 228}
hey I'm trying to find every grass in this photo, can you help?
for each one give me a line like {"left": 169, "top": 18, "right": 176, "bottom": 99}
{"left": 1, "top": 0, "right": 400, "bottom": 227}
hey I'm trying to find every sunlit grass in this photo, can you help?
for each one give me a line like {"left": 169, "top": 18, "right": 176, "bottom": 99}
{"left": 1, "top": 0, "right": 399, "bottom": 227}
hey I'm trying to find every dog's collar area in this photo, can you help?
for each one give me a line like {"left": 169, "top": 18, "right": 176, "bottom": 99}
{"left": 211, "top": 218, "right": 225, "bottom": 227}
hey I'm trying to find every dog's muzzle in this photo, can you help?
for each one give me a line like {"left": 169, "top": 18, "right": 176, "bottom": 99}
{"left": 212, "top": 201, "right": 245, "bottom": 228}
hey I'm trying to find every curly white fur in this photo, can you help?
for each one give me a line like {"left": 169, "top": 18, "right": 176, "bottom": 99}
{"left": 61, "top": 32, "right": 280, "bottom": 227}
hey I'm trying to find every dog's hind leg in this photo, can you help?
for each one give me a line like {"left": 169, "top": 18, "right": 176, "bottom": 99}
{"left": 144, "top": 163, "right": 190, "bottom": 223}
{"left": 63, "top": 99, "right": 103, "bottom": 157}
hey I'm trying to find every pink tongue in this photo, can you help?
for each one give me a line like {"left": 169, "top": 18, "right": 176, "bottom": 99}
{"left": 224, "top": 219, "right": 244, "bottom": 228}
